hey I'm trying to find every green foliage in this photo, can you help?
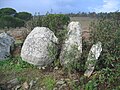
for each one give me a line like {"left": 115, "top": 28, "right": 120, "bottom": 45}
{"left": 82, "top": 63, "right": 120, "bottom": 90}
{"left": 47, "top": 43, "right": 61, "bottom": 68}
{"left": 17, "top": 77, "right": 27, "bottom": 82}
{"left": 71, "top": 80, "right": 81, "bottom": 90}
{"left": 88, "top": 11, "right": 120, "bottom": 89}
{"left": 0, "top": 57, "right": 35, "bottom": 72}
{"left": 90, "top": 11, "right": 120, "bottom": 69}
{"left": 0, "top": 15, "right": 15, "bottom": 28}
{"left": 42, "top": 14, "right": 70, "bottom": 34}
{"left": 47, "top": 43, "right": 58, "bottom": 61}
{"left": 42, "top": 76, "right": 56, "bottom": 90}
{"left": 0, "top": 8, "right": 16, "bottom": 16}
{"left": 0, "top": 7, "right": 32, "bottom": 28}
{"left": 15, "top": 17, "right": 25, "bottom": 27}
{"left": 0, "top": 10, "right": 2, "bottom": 18}
{"left": 15, "top": 12, "right": 32, "bottom": 21}
{"left": 71, "top": 12, "right": 120, "bottom": 90}
{"left": 26, "top": 14, "right": 70, "bottom": 37}
{"left": 84, "top": 80, "right": 97, "bottom": 90}
{"left": 63, "top": 45, "right": 80, "bottom": 68}
{"left": 62, "top": 45, "right": 83, "bottom": 77}
{"left": 25, "top": 15, "right": 42, "bottom": 30}
{"left": 0, "top": 15, "right": 25, "bottom": 28}
{"left": 80, "top": 39, "right": 91, "bottom": 71}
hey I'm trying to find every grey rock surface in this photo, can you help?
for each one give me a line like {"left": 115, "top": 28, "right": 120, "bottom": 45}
{"left": 0, "top": 32, "right": 15, "bottom": 60}
{"left": 21, "top": 27, "right": 58, "bottom": 67}
{"left": 84, "top": 42, "right": 102, "bottom": 77}
{"left": 60, "top": 22, "right": 82, "bottom": 65}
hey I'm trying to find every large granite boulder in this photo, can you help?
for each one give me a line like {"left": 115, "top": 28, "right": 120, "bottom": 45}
{"left": 84, "top": 42, "right": 102, "bottom": 77}
{"left": 60, "top": 22, "right": 82, "bottom": 66}
{"left": 0, "top": 32, "right": 15, "bottom": 60}
{"left": 21, "top": 27, "right": 58, "bottom": 67}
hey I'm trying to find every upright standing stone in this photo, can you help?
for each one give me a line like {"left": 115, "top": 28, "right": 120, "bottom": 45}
{"left": 0, "top": 32, "right": 15, "bottom": 60}
{"left": 60, "top": 22, "right": 82, "bottom": 65}
{"left": 84, "top": 42, "right": 102, "bottom": 77}
{"left": 21, "top": 27, "right": 58, "bottom": 67}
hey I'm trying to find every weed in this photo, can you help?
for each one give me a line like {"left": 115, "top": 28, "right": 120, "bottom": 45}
{"left": 17, "top": 77, "right": 27, "bottom": 83}
{"left": 0, "top": 56, "right": 35, "bottom": 72}
{"left": 84, "top": 80, "right": 97, "bottom": 90}
{"left": 62, "top": 45, "right": 82, "bottom": 78}
{"left": 42, "top": 76, "right": 56, "bottom": 90}
{"left": 88, "top": 12, "right": 120, "bottom": 89}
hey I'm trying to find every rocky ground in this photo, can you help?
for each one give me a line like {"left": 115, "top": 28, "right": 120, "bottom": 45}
{"left": 0, "top": 57, "right": 85, "bottom": 90}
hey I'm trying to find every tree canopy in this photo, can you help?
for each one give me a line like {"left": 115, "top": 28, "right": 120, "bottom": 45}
{"left": 0, "top": 15, "right": 25, "bottom": 28}
{"left": 0, "top": 8, "right": 16, "bottom": 16}
{"left": 0, "top": 8, "right": 32, "bottom": 28}
{"left": 15, "top": 12, "right": 32, "bottom": 21}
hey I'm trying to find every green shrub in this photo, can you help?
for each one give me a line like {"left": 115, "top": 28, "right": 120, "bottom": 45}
{"left": 71, "top": 12, "right": 120, "bottom": 90}
{"left": 26, "top": 14, "right": 70, "bottom": 36}
{"left": 15, "top": 17, "right": 25, "bottom": 27}
{"left": 84, "top": 80, "right": 97, "bottom": 90}
{"left": 0, "top": 15, "right": 16, "bottom": 28}
{"left": 0, "top": 15, "right": 25, "bottom": 28}
{"left": 15, "top": 12, "right": 32, "bottom": 21}
{"left": 0, "top": 10, "right": 2, "bottom": 18}
{"left": 0, "top": 8, "right": 32, "bottom": 28}
{"left": 0, "top": 57, "right": 35, "bottom": 72}
{"left": 89, "top": 11, "right": 120, "bottom": 89}
{"left": 90, "top": 12, "right": 120, "bottom": 69}
{"left": 42, "top": 14, "right": 70, "bottom": 34}
{"left": 0, "top": 8, "right": 16, "bottom": 16}
{"left": 42, "top": 76, "right": 56, "bottom": 90}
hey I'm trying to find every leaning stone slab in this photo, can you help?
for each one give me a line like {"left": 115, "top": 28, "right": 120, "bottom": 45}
{"left": 60, "top": 22, "right": 82, "bottom": 66}
{"left": 84, "top": 42, "right": 102, "bottom": 77}
{"left": 21, "top": 27, "right": 58, "bottom": 67}
{"left": 0, "top": 32, "right": 15, "bottom": 60}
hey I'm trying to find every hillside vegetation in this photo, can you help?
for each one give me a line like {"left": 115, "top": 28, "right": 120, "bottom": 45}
{"left": 0, "top": 8, "right": 120, "bottom": 90}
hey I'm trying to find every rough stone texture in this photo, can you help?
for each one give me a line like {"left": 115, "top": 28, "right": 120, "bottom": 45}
{"left": 84, "top": 42, "right": 102, "bottom": 77}
{"left": 21, "top": 27, "right": 58, "bottom": 67}
{"left": 0, "top": 32, "right": 15, "bottom": 60}
{"left": 60, "top": 22, "right": 82, "bottom": 65}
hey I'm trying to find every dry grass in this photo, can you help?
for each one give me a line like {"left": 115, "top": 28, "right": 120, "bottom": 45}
{"left": 0, "top": 27, "right": 29, "bottom": 41}
{"left": 70, "top": 17, "right": 96, "bottom": 31}
{"left": 70, "top": 17, "right": 97, "bottom": 40}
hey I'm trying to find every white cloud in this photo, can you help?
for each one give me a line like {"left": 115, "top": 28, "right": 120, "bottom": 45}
{"left": 89, "top": 0, "right": 120, "bottom": 12}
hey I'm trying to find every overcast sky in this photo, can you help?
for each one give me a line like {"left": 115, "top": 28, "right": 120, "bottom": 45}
{"left": 0, "top": 0, "right": 120, "bottom": 14}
